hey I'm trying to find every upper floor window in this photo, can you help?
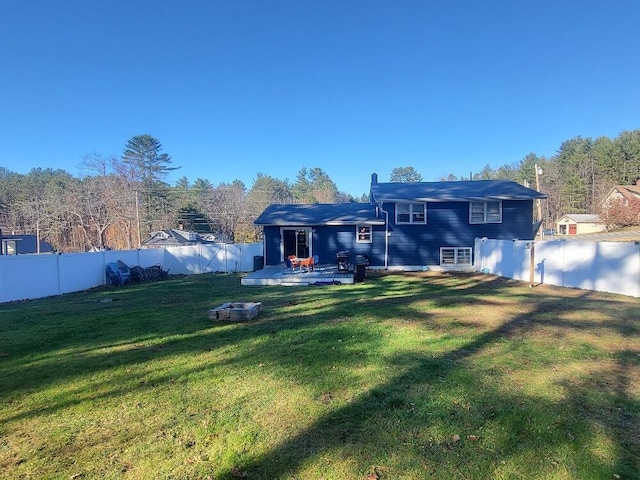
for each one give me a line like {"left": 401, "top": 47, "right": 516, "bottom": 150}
{"left": 356, "top": 225, "right": 372, "bottom": 243}
{"left": 396, "top": 203, "right": 426, "bottom": 224}
{"left": 469, "top": 201, "right": 502, "bottom": 224}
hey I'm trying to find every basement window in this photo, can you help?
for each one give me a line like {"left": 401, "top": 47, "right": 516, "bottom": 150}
{"left": 440, "top": 247, "right": 472, "bottom": 265}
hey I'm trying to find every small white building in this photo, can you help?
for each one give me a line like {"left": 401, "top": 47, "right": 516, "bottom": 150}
{"left": 556, "top": 214, "right": 605, "bottom": 235}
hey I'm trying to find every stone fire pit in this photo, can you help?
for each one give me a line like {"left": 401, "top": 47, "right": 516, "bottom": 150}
{"left": 208, "top": 302, "right": 262, "bottom": 321}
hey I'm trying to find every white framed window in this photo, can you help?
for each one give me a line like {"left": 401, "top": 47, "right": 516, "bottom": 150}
{"left": 396, "top": 203, "right": 426, "bottom": 224}
{"left": 469, "top": 201, "right": 502, "bottom": 224}
{"left": 356, "top": 225, "right": 372, "bottom": 243}
{"left": 2, "top": 240, "right": 17, "bottom": 255}
{"left": 440, "top": 247, "right": 472, "bottom": 265}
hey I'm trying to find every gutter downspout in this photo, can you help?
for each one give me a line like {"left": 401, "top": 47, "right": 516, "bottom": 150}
{"left": 379, "top": 204, "right": 389, "bottom": 269}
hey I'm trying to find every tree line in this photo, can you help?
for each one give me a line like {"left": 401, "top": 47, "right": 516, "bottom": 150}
{"left": 449, "top": 130, "right": 640, "bottom": 228}
{"left": 1, "top": 130, "right": 639, "bottom": 252}
{"left": 0, "top": 135, "right": 365, "bottom": 252}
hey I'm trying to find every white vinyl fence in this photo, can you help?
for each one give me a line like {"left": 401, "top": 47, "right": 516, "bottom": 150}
{"left": 0, "top": 243, "right": 263, "bottom": 304}
{"left": 474, "top": 238, "right": 640, "bottom": 298}
{"left": 3, "top": 239, "right": 638, "bottom": 303}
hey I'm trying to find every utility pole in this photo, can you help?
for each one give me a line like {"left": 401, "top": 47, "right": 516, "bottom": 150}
{"left": 135, "top": 190, "right": 142, "bottom": 249}
{"left": 534, "top": 164, "right": 543, "bottom": 222}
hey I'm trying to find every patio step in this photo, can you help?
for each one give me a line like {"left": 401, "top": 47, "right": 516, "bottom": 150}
{"left": 241, "top": 265, "right": 354, "bottom": 286}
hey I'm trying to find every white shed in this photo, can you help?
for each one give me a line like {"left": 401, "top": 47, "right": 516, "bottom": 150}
{"left": 556, "top": 214, "right": 605, "bottom": 235}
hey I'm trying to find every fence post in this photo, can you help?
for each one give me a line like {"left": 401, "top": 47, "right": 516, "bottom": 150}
{"left": 561, "top": 240, "right": 566, "bottom": 287}
{"left": 56, "top": 253, "right": 62, "bottom": 295}
{"left": 512, "top": 239, "right": 518, "bottom": 280}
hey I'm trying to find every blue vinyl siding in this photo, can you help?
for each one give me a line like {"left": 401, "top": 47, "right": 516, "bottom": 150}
{"left": 1, "top": 235, "right": 54, "bottom": 255}
{"left": 262, "top": 227, "right": 283, "bottom": 266}
{"left": 262, "top": 225, "right": 386, "bottom": 267}
{"left": 383, "top": 200, "right": 534, "bottom": 266}
{"left": 261, "top": 199, "right": 534, "bottom": 268}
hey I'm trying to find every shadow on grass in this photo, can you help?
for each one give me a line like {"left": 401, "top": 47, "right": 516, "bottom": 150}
{"left": 212, "top": 276, "right": 640, "bottom": 479}
{"left": 1, "top": 272, "right": 638, "bottom": 478}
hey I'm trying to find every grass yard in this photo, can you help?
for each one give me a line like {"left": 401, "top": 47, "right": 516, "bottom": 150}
{"left": 0, "top": 271, "right": 638, "bottom": 480}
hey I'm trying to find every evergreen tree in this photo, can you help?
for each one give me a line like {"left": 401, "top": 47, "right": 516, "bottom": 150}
{"left": 293, "top": 167, "right": 339, "bottom": 203}
{"left": 121, "top": 135, "right": 179, "bottom": 236}
{"left": 122, "top": 134, "right": 179, "bottom": 189}
{"left": 390, "top": 166, "right": 423, "bottom": 182}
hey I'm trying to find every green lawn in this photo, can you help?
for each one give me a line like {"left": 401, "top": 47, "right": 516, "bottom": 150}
{"left": 1, "top": 271, "right": 638, "bottom": 479}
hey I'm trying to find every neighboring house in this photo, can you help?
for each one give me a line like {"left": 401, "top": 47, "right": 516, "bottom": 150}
{"left": 600, "top": 179, "right": 640, "bottom": 207}
{"left": 556, "top": 214, "right": 605, "bottom": 235}
{"left": 0, "top": 234, "right": 55, "bottom": 255}
{"left": 254, "top": 173, "right": 545, "bottom": 269}
{"left": 141, "top": 228, "right": 232, "bottom": 248}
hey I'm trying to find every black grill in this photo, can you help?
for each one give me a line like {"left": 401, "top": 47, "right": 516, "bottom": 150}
{"left": 336, "top": 251, "right": 350, "bottom": 272}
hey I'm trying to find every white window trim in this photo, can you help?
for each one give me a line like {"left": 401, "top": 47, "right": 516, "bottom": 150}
{"left": 356, "top": 224, "right": 372, "bottom": 243}
{"left": 2, "top": 240, "right": 17, "bottom": 255}
{"left": 440, "top": 247, "right": 472, "bottom": 265}
{"left": 469, "top": 201, "right": 502, "bottom": 224}
{"left": 395, "top": 202, "right": 427, "bottom": 224}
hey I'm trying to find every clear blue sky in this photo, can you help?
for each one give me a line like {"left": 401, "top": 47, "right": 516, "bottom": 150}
{"left": 1, "top": 1, "right": 639, "bottom": 197}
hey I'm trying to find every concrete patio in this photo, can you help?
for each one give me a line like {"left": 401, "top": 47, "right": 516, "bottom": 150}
{"left": 241, "top": 264, "right": 354, "bottom": 286}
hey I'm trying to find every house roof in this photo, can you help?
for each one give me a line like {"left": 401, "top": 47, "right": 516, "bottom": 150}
{"left": 558, "top": 214, "right": 602, "bottom": 223}
{"left": 141, "top": 229, "right": 231, "bottom": 247}
{"left": 254, "top": 203, "right": 384, "bottom": 226}
{"left": 1, "top": 234, "right": 55, "bottom": 254}
{"left": 601, "top": 184, "right": 640, "bottom": 204}
{"left": 370, "top": 179, "right": 546, "bottom": 203}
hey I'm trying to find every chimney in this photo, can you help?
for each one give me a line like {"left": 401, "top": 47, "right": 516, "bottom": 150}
{"left": 371, "top": 172, "right": 378, "bottom": 185}
{"left": 636, "top": 178, "right": 640, "bottom": 186}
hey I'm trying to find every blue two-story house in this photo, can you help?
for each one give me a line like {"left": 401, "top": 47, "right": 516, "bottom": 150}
{"left": 254, "top": 173, "right": 545, "bottom": 269}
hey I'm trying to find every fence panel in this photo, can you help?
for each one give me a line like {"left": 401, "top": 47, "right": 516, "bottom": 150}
{"left": 0, "top": 254, "right": 59, "bottom": 303}
{"left": 513, "top": 242, "right": 530, "bottom": 282}
{"left": 475, "top": 238, "right": 640, "bottom": 298}
{"left": 476, "top": 238, "right": 515, "bottom": 278}
{"left": 58, "top": 252, "right": 106, "bottom": 294}
{"left": 164, "top": 244, "right": 222, "bottom": 274}
{"left": 562, "top": 241, "right": 638, "bottom": 295}
{"left": 0, "top": 243, "right": 262, "bottom": 303}
{"left": 534, "top": 240, "right": 566, "bottom": 287}
{"left": 163, "top": 243, "right": 263, "bottom": 275}
{"left": 4, "top": 240, "right": 637, "bottom": 302}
